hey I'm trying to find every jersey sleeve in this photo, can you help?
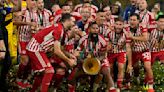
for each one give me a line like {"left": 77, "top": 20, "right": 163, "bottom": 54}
{"left": 53, "top": 24, "right": 63, "bottom": 41}
{"left": 141, "top": 26, "right": 148, "bottom": 33}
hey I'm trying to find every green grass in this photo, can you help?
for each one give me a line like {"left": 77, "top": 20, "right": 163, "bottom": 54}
{"left": 7, "top": 61, "right": 164, "bottom": 92}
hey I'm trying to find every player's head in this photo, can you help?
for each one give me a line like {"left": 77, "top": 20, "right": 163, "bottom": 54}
{"left": 129, "top": 13, "right": 140, "bottom": 28}
{"left": 130, "top": 0, "right": 137, "bottom": 6}
{"left": 62, "top": 4, "right": 72, "bottom": 14}
{"left": 67, "top": 25, "right": 79, "bottom": 39}
{"left": 103, "top": 5, "right": 112, "bottom": 20}
{"left": 27, "top": 0, "right": 36, "bottom": 10}
{"left": 139, "top": 0, "right": 147, "bottom": 11}
{"left": 153, "top": 3, "right": 160, "bottom": 13}
{"left": 96, "top": 9, "right": 106, "bottom": 25}
{"left": 80, "top": 7, "right": 91, "bottom": 22}
{"left": 157, "top": 15, "right": 164, "bottom": 30}
{"left": 88, "top": 22, "right": 99, "bottom": 34}
{"left": 88, "top": 22, "right": 99, "bottom": 41}
{"left": 114, "top": 17, "right": 124, "bottom": 33}
{"left": 51, "top": 4, "right": 60, "bottom": 13}
{"left": 61, "top": 13, "right": 75, "bottom": 30}
{"left": 36, "top": 0, "right": 44, "bottom": 11}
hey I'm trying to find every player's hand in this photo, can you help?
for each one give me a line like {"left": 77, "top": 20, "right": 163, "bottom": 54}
{"left": 126, "top": 64, "right": 133, "bottom": 74}
{"left": 20, "top": 55, "right": 29, "bottom": 65}
{"left": 0, "top": 52, "right": 6, "bottom": 60}
{"left": 107, "top": 43, "right": 112, "bottom": 51}
{"left": 30, "top": 22, "right": 37, "bottom": 27}
{"left": 31, "top": 22, "right": 38, "bottom": 30}
{"left": 68, "top": 58, "right": 77, "bottom": 67}
{"left": 73, "top": 50, "right": 80, "bottom": 57}
{"left": 125, "top": 31, "right": 133, "bottom": 39}
{"left": 69, "top": 54, "right": 77, "bottom": 60}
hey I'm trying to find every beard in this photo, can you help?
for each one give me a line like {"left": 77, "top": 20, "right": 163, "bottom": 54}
{"left": 89, "top": 33, "right": 98, "bottom": 43}
{"left": 115, "top": 29, "right": 122, "bottom": 34}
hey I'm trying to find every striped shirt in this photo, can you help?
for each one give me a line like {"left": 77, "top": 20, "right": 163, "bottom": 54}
{"left": 19, "top": 9, "right": 38, "bottom": 42}
{"left": 139, "top": 10, "right": 156, "bottom": 31}
{"left": 26, "top": 23, "right": 64, "bottom": 52}
{"left": 125, "top": 25, "right": 150, "bottom": 52}
{"left": 53, "top": 9, "right": 62, "bottom": 24}
{"left": 150, "top": 29, "right": 164, "bottom": 52}
{"left": 99, "top": 24, "right": 111, "bottom": 41}
{"left": 77, "top": 34, "right": 107, "bottom": 58}
{"left": 108, "top": 31, "right": 126, "bottom": 53}
{"left": 37, "top": 8, "right": 52, "bottom": 28}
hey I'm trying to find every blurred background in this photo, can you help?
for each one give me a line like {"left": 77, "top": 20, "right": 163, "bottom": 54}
{"left": 44, "top": 0, "right": 164, "bottom": 11}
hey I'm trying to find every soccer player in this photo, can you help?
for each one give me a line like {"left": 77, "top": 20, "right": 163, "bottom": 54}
{"left": 150, "top": 15, "right": 164, "bottom": 65}
{"left": 36, "top": 0, "right": 52, "bottom": 29}
{"left": 107, "top": 17, "right": 126, "bottom": 90}
{"left": 67, "top": 22, "right": 116, "bottom": 92}
{"left": 138, "top": 0, "right": 155, "bottom": 32}
{"left": 26, "top": 14, "right": 77, "bottom": 92}
{"left": 125, "top": 13, "right": 154, "bottom": 92}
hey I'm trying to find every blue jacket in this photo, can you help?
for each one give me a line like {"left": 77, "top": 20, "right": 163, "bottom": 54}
{"left": 123, "top": 5, "right": 137, "bottom": 21}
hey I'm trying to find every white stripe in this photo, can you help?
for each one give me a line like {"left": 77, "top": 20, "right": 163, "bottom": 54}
{"left": 35, "top": 52, "right": 47, "bottom": 68}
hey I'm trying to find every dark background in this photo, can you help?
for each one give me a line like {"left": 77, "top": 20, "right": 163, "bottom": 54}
{"left": 44, "top": 0, "right": 164, "bottom": 12}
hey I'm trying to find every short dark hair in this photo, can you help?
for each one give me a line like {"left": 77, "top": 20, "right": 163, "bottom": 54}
{"left": 102, "top": 5, "right": 110, "bottom": 11}
{"left": 61, "top": 13, "right": 72, "bottom": 22}
{"left": 97, "top": 8, "right": 104, "bottom": 13}
{"left": 157, "top": 15, "right": 164, "bottom": 21}
{"left": 115, "top": 16, "right": 124, "bottom": 22}
{"left": 61, "top": 3, "right": 70, "bottom": 8}
{"left": 130, "top": 13, "right": 140, "bottom": 20}
{"left": 88, "top": 21, "right": 97, "bottom": 28}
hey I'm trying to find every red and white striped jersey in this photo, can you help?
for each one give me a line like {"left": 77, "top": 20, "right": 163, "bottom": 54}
{"left": 61, "top": 31, "right": 75, "bottom": 53}
{"left": 77, "top": 34, "right": 107, "bottom": 57}
{"left": 53, "top": 9, "right": 62, "bottom": 24}
{"left": 125, "top": 25, "right": 150, "bottom": 52}
{"left": 74, "top": 4, "right": 98, "bottom": 13}
{"left": 150, "top": 29, "right": 164, "bottom": 52}
{"left": 71, "top": 12, "right": 82, "bottom": 21}
{"left": 26, "top": 23, "right": 64, "bottom": 52}
{"left": 64, "top": 38, "right": 75, "bottom": 53}
{"left": 99, "top": 24, "right": 111, "bottom": 41}
{"left": 37, "top": 8, "right": 52, "bottom": 28}
{"left": 139, "top": 10, "right": 156, "bottom": 31}
{"left": 108, "top": 31, "right": 126, "bottom": 53}
{"left": 107, "top": 15, "right": 117, "bottom": 26}
{"left": 18, "top": 9, "right": 39, "bottom": 55}
{"left": 19, "top": 9, "right": 38, "bottom": 42}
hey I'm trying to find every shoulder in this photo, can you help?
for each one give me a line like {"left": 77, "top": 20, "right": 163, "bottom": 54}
{"left": 98, "top": 35, "right": 107, "bottom": 45}
{"left": 44, "top": 8, "right": 52, "bottom": 15}
{"left": 139, "top": 24, "right": 148, "bottom": 32}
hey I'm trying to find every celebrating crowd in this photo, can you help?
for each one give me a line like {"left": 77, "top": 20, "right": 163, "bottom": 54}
{"left": 0, "top": 0, "right": 163, "bottom": 92}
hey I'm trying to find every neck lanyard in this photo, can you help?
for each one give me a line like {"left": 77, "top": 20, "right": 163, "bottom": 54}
{"left": 38, "top": 11, "right": 43, "bottom": 26}
{"left": 140, "top": 10, "right": 147, "bottom": 23}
